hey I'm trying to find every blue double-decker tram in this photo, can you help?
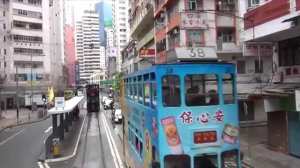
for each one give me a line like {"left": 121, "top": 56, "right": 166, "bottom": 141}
{"left": 120, "top": 60, "right": 241, "bottom": 168}
{"left": 86, "top": 84, "right": 100, "bottom": 113}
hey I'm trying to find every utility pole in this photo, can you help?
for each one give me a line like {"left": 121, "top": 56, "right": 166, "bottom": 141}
{"left": 16, "top": 65, "right": 19, "bottom": 123}
{"left": 30, "top": 55, "right": 33, "bottom": 113}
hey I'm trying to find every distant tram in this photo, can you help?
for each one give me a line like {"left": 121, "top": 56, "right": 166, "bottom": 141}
{"left": 120, "top": 62, "right": 241, "bottom": 168}
{"left": 86, "top": 84, "right": 100, "bottom": 113}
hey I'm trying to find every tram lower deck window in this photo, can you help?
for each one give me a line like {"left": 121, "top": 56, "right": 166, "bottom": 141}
{"left": 221, "top": 149, "right": 238, "bottom": 168}
{"left": 194, "top": 154, "right": 218, "bottom": 168}
{"left": 164, "top": 155, "right": 190, "bottom": 168}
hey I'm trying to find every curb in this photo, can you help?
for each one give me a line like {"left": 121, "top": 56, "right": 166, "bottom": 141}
{"left": 242, "top": 160, "right": 255, "bottom": 168}
{"left": 40, "top": 112, "right": 87, "bottom": 163}
{"left": 0, "top": 114, "right": 51, "bottom": 133}
{"left": 240, "top": 122, "right": 267, "bottom": 128}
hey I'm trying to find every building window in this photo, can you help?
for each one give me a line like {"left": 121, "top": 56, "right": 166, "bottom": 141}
{"left": 187, "top": 0, "right": 202, "bottom": 10}
{"left": 3, "top": 36, "right": 6, "bottom": 42}
{"left": 255, "top": 60, "right": 263, "bottom": 73}
{"left": 14, "top": 48, "right": 43, "bottom": 55}
{"left": 3, "top": 23, "right": 6, "bottom": 29}
{"left": 219, "top": 0, "right": 235, "bottom": 13}
{"left": 237, "top": 60, "right": 246, "bottom": 74}
{"left": 4, "top": 49, "right": 6, "bottom": 55}
{"left": 278, "top": 36, "right": 300, "bottom": 66}
{"left": 248, "top": 0, "right": 259, "bottom": 7}
{"left": 187, "top": 30, "right": 203, "bottom": 46}
{"left": 3, "top": 11, "right": 5, "bottom": 16}
{"left": 217, "top": 28, "right": 234, "bottom": 43}
{"left": 238, "top": 100, "right": 254, "bottom": 121}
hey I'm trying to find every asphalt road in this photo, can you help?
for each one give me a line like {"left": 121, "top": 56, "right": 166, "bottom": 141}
{"left": 0, "top": 117, "right": 52, "bottom": 168}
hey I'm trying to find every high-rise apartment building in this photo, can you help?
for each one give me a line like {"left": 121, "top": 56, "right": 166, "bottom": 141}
{"left": 75, "top": 10, "right": 105, "bottom": 81}
{"left": 112, "top": 0, "right": 130, "bottom": 72}
{"left": 122, "top": 0, "right": 154, "bottom": 74}
{"left": 64, "top": 1, "right": 76, "bottom": 87}
{"left": 105, "top": 27, "right": 117, "bottom": 79}
{"left": 0, "top": 0, "right": 65, "bottom": 109}
{"left": 95, "top": 0, "right": 113, "bottom": 46}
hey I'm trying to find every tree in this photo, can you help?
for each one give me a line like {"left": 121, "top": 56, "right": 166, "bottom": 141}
{"left": 113, "top": 72, "right": 122, "bottom": 96}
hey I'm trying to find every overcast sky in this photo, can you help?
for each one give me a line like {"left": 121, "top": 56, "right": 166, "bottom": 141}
{"left": 67, "top": 0, "right": 102, "bottom": 21}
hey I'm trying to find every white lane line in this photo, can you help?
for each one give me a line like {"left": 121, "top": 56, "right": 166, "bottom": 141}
{"left": 101, "top": 113, "right": 124, "bottom": 168}
{"left": 0, "top": 128, "right": 25, "bottom": 146}
{"left": 101, "top": 113, "right": 119, "bottom": 168}
{"left": 37, "top": 161, "right": 44, "bottom": 168}
{"left": 44, "top": 163, "right": 50, "bottom": 168}
{"left": 44, "top": 126, "right": 53, "bottom": 133}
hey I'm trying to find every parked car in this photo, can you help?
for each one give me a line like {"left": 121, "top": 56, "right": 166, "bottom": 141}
{"left": 112, "top": 108, "right": 122, "bottom": 124}
{"left": 101, "top": 96, "right": 108, "bottom": 105}
{"left": 103, "top": 98, "right": 114, "bottom": 110}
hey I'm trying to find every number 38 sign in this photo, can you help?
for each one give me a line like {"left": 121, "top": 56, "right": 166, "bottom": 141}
{"left": 189, "top": 48, "right": 205, "bottom": 57}
{"left": 166, "top": 46, "right": 217, "bottom": 62}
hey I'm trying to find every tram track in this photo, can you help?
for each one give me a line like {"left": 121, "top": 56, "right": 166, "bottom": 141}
{"left": 81, "top": 112, "right": 107, "bottom": 168}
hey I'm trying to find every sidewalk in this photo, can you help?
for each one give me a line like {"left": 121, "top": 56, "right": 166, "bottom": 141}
{"left": 240, "top": 126, "right": 300, "bottom": 168}
{"left": 0, "top": 108, "right": 49, "bottom": 131}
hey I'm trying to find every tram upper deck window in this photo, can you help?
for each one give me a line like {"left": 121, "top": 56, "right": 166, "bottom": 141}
{"left": 223, "top": 74, "right": 235, "bottom": 104}
{"left": 185, "top": 74, "right": 219, "bottom": 106}
{"left": 162, "top": 75, "right": 181, "bottom": 107}
{"left": 133, "top": 77, "right": 138, "bottom": 101}
{"left": 138, "top": 76, "right": 143, "bottom": 104}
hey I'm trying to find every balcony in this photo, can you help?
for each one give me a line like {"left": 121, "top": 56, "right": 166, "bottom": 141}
{"left": 137, "top": 28, "right": 155, "bottom": 50}
{"left": 154, "top": 1, "right": 164, "bottom": 18}
{"left": 130, "top": 2, "right": 154, "bottom": 38}
{"left": 297, "top": 0, "right": 300, "bottom": 10}
{"left": 216, "top": 37, "right": 241, "bottom": 53}
{"left": 244, "top": 0, "right": 290, "bottom": 29}
{"left": 166, "top": 11, "right": 180, "bottom": 32}
{"left": 216, "top": 15, "right": 235, "bottom": 27}
{"left": 156, "top": 27, "right": 166, "bottom": 42}
{"left": 167, "top": 33, "right": 180, "bottom": 49}
{"left": 164, "top": 0, "right": 178, "bottom": 8}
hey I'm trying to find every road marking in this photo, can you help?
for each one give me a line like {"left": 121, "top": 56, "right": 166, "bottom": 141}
{"left": 37, "top": 161, "right": 44, "bottom": 168}
{"left": 101, "top": 113, "right": 124, "bottom": 168}
{"left": 101, "top": 113, "right": 119, "bottom": 168}
{"left": 44, "top": 126, "right": 53, "bottom": 133}
{"left": 0, "top": 128, "right": 25, "bottom": 146}
{"left": 44, "top": 163, "right": 50, "bottom": 168}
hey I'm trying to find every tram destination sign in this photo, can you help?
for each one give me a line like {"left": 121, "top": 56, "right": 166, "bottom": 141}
{"left": 166, "top": 46, "right": 217, "bottom": 62}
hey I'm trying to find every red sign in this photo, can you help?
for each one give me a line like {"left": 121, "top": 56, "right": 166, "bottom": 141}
{"left": 139, "top": 48, "right": 155, "bottom": 58}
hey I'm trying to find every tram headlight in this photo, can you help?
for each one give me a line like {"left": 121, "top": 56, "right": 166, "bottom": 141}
{"left": 193, "top": 131, "right": 217, "bottom": 144}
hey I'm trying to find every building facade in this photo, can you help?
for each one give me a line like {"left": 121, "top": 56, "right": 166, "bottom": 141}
{"left": 95, "top": 0, "right": 113, "bottom": 46}
{"left": 242, "top": 0, "right": 300, "bottom": 156}
{"left": 0, "top": 0, "right": 65, "bottom": 109}
{"left": 75, "top": 11, "right": 105, "bottom": 81}
{"left": 105, "top": 27, "right": 117, "bottom": 80}
{"left": 122, "top": 0, "right": 154, "bottom": 75}
{"left": 112, "top": 0, "right": 130, "bottom": 72}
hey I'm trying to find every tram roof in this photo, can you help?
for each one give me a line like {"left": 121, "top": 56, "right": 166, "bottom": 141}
{"left": 123, "top": 61, "right": 235, "bottom": 79}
